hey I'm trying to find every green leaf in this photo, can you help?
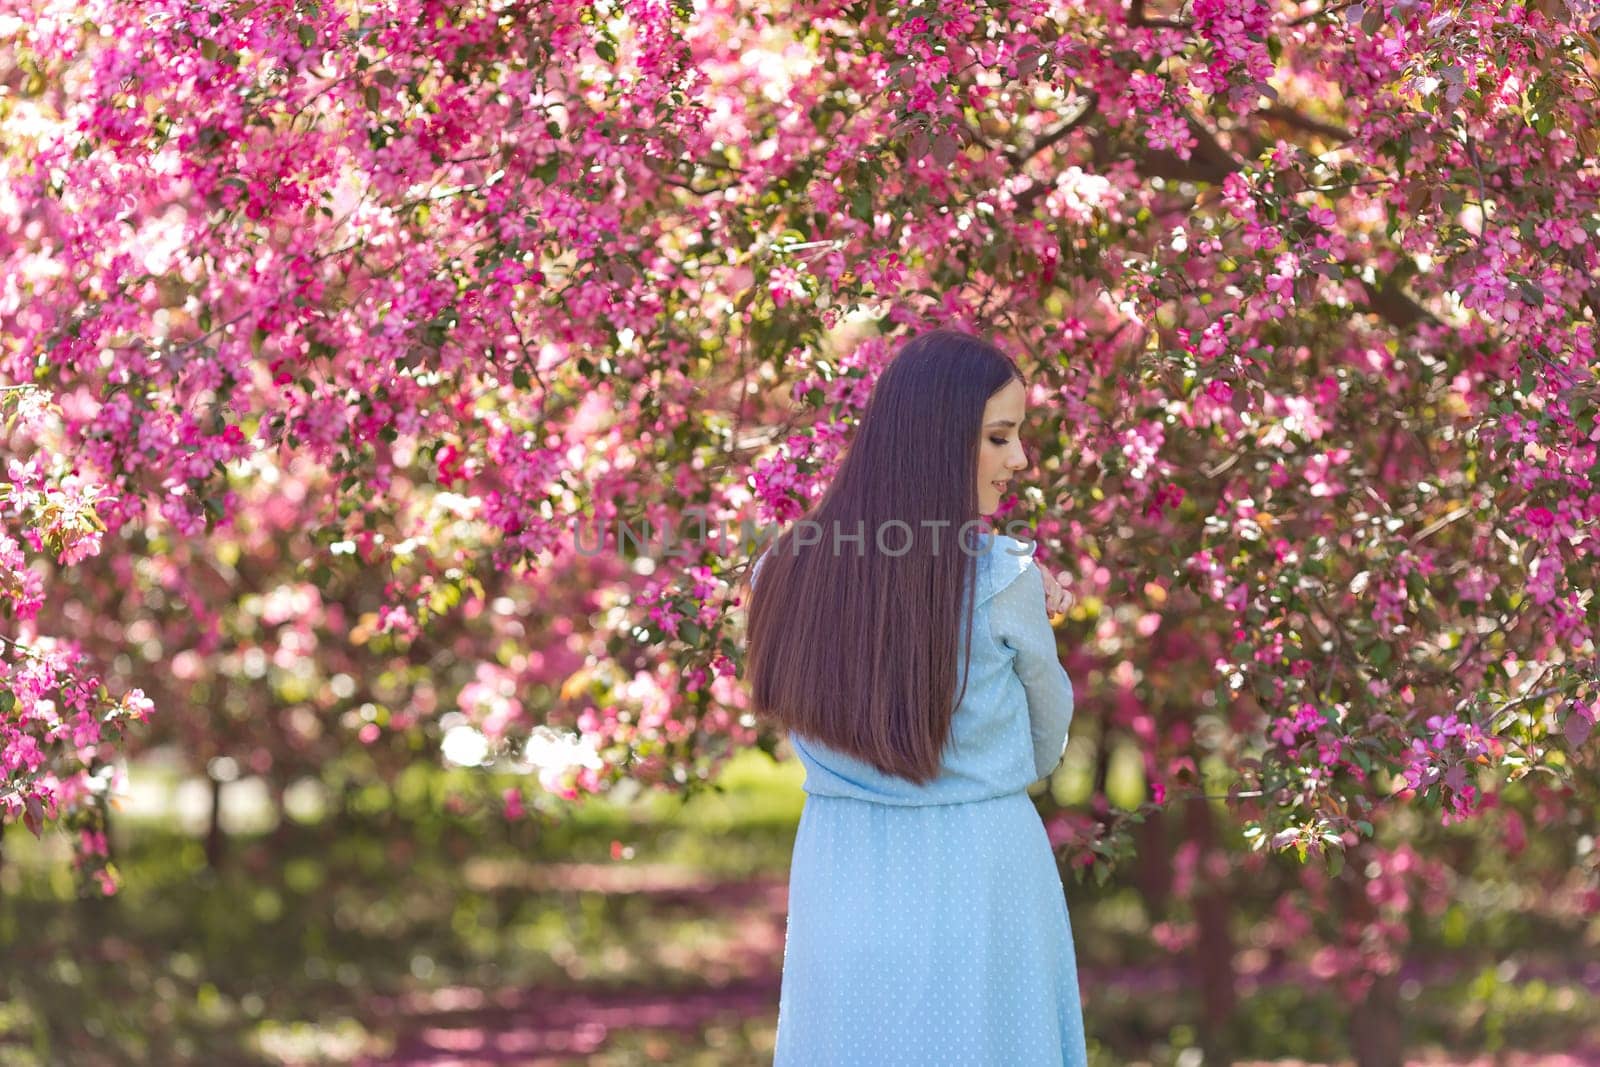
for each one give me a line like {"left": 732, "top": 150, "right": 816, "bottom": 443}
{"left": 595, "top": 38, "right": 617, "bottom": 64}
{"left": 297, "top": 24, "right": 316, "bottom": 47}
{"left": 850, "top": 185, "right": 874, "bottom": 222}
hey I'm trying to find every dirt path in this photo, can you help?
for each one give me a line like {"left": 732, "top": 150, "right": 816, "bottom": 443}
{"left": 363, "top": 975, "right": 783, "bottom": 1064}
{"left": 353, "top": 863, "right": 1600, "bottom": 1067}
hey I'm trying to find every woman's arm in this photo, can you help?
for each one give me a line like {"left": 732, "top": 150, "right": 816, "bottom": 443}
{"left": 992, "top": 560, "right": 1076, "bottom": 781}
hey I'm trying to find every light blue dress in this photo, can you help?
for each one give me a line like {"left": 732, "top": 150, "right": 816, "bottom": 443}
{"left": 760, "top": 532, "right": 1088, "bottom": 1066}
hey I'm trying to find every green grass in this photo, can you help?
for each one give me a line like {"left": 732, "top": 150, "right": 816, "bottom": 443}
{"left": 2, "top": 750, "right": 1597, "bottom": 1065}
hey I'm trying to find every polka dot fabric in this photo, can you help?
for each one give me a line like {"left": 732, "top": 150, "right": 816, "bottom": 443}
{"left": 765, "top": 533, "right": 1087, "bottom": 1065}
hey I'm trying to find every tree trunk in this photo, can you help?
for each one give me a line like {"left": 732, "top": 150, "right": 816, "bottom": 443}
{"left": 1090, "top": 722, "right": 1112, "bottom": 819}
{"left": 77, "top": 802, "right": 118, "bottom": 926}
{"left": 205, "top": 774, "right": 226, "bottom": 869}
{"left": 1185, "top": 795, "right": 1237, "bottom": 1062}
{"left": 340, "top": 776, "right": 361, "bottom": 823}
{"left": 1132, "top": 808, "right": 1172, "bottom": 916}
{"left": 266, "top": 776, "right": 294, "bottom": 851}
{"left": 1350, "top": 971, "right": 1405, "bottom": 1067}
{"left": 100, "top": 798, "right": 116, "bottom": 867}
{"left": 1341, "top": 848, "right": 1405, "bottom": 1067}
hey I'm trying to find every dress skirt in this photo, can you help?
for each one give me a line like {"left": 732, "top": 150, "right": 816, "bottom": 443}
{"left": 774, "top": 790, "right": 1089, "bottom": 1066}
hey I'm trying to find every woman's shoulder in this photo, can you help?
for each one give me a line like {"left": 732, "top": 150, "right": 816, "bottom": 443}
{"left": 985, "top": 531, "right": 1037, "bottom": 560}
{"left": 978, "top": 530, "right": 1038, "bottom": 572}
{"left": 974, "top": 531, "right": 1038, "bottom": 604}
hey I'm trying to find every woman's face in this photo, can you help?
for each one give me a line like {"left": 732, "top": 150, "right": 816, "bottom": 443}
{"left": 977, "top": 378, "right": 1028, "bottom": 515}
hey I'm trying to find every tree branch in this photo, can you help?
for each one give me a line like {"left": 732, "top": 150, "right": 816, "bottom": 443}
{"left": 1008, "top": 98, "right": 1102, "bottom": 213}
{"left": 1129, "top": 0, "right": 1193, "bottom": 30}
{"left": 1008, "top": 102, "right": 1442, "bottom": 334}
{"left": 1360, "top": 273, "right": 1435, "bottom": 329}
{"left": 1288, "top": 0, "right": 1364, "bottom": 26}
{"left": 1258, "top": 105, "right": 1353, "bottom": 144}
{"left": 1093, "top": 112, "right": 1240, "bottom": 185}
{"left": 1006, "top": 95, "right": 1100, "bottom": 169}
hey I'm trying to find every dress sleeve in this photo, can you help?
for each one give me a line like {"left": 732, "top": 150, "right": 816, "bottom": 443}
{"left": 990, "top": 558, "right": 1075, "bottom": 781}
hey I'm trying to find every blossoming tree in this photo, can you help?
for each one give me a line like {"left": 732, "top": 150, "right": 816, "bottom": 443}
{"left": 3, "top": 0, "right": 1597, "bottom": 1057}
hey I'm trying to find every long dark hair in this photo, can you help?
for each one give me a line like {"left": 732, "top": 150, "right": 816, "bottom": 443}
{"left": 741, "top": 328, "right": 1026, "bottom": 785}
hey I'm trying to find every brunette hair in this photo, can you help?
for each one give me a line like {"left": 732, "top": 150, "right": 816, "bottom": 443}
{"left": 741, "top": 328, "right": 1026, "bottom": 784}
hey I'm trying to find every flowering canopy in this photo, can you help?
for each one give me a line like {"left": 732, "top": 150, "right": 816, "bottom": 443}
{"left": 2, "top": 0, "right": 1597, "bottom": 921}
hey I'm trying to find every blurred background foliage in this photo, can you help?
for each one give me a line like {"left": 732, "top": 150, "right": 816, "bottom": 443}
{"left": 2, "top": 747, "right": 1595, "bottom": 1066}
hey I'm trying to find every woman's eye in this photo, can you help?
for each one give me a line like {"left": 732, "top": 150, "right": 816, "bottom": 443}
{"left": 989, "top": 437, "right": 1009, "bottom": 447}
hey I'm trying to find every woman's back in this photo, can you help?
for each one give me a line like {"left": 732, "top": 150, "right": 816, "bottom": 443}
{"left": 755, "top": 328, "right": 1089, "bottom": 1065}
{"left": 783, "top": 531, "right": 1076, "bottom": 807}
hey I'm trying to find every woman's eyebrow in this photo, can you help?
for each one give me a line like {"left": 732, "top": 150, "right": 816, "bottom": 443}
{"left": 985, "top": 419, "right": 1019, "bottom": 429}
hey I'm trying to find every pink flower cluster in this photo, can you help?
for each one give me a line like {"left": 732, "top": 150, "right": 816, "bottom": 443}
{"left": 1399, "top": 713, "right": 1493, "bottom": 824}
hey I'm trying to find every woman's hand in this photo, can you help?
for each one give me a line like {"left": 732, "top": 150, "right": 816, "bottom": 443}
{"left": 1039, "top": 566, "right": 1073, "bottom": 617}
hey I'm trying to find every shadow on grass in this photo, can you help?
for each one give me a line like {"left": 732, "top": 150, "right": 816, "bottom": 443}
{"left": 2, "top": 753, "right": 1598, "bottom": 1066}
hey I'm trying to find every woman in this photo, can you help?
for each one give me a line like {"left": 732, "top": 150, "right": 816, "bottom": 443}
{"left": 743, "top": 328, "right": 1087, "bottom": 1066}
